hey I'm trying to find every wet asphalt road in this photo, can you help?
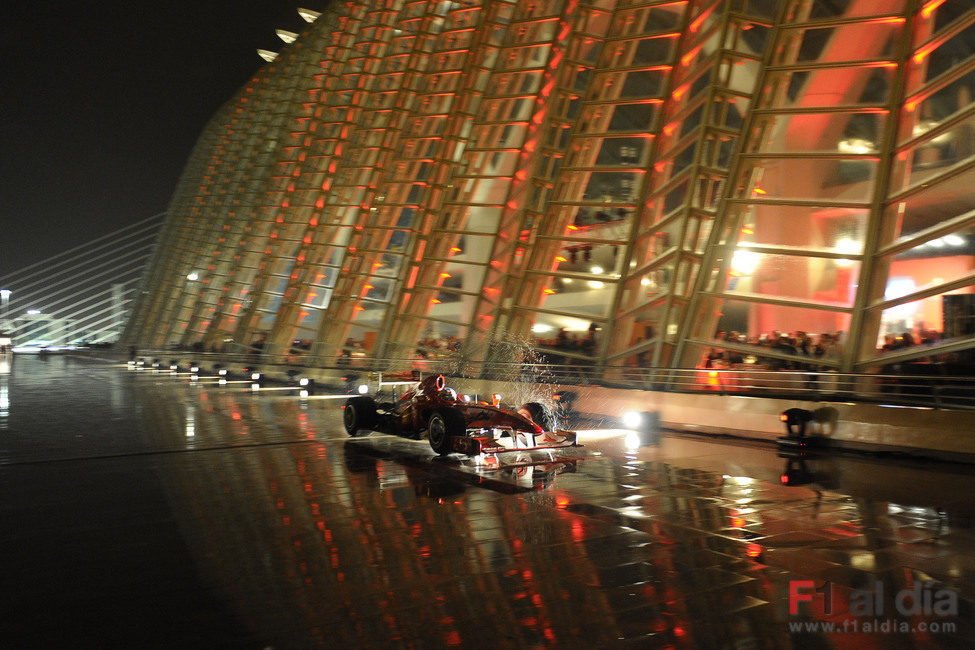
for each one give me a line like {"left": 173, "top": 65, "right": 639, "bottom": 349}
{"left": 1, "top": 354, "right": 973, "bottom": 648}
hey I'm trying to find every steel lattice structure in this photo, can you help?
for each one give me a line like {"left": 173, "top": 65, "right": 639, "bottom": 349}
{"left": 124, "top": 0, "right": 975, "bottom": 375}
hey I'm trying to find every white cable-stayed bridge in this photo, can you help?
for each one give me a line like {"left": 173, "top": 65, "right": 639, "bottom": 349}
{"left": 0, "top": 213, "right": 165, "bottom": 350}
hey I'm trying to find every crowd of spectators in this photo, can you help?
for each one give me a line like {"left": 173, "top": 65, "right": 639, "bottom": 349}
{"left": 880, "top": 328, "right": 942, "bottom": 351}
{"left": 534, "top": 323, "right": 600, "bottom": 355}
{"left": 336, "top": 338, "right": 366, "bottom": 367}
{"left": 415, "top": 336, "right": 463, "bottom": 360}
{"left": 703, "top": 330, "right": 844, "bottom": 371}
{"left": 172, "top": 323, "right": 953, "bottom": 374}
{"left": 704, "top": 327, "right": 950, "bottom": 371}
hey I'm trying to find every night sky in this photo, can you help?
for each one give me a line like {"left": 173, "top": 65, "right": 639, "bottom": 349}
{"left": 0, "top": 1, "right": 319, "bottom": 277}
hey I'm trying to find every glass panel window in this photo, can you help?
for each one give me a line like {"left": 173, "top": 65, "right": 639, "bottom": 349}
{"left": 730, "top": 204, "right": 869, "bottom": 252}
{"left": 927, "top": 0, "right": 973, "bottom": 32}
{"left": 742, "top": 0, "right": 778, "bottom": 19}
{"left": 529, "top": 313, "right": 604, "bottom": 357}
{"left": 724, "top": 21, "right": 770, "bottom": 54}
{"left": 294, "top": 306, "right": 324, "bottom": 332}
{"left": 441, "top": 207, "right": 503, "bottom": 234}
{"left": 553, "top": 239, "right": 629, "bottom": 276}
{"left": 774, "top": 22, "right": 901, "bottom": 65}
{"left": 632, "top": 221, "right": 681, "bottom": 260}
{"left": 750, "top": 111, "right": 886, "bottom": 155}
{"left": 676, "top": 104, "right": 705, "bottom": 140}
{"left": 721, "top": 56, "right": 762, "bottom": 94}
{"left": 799, "top": 0, "right": 906, "bottom": 20}
{"left": 884, "top": 228, "right": 975, "bottom": 297}
{"left": 620, "top": 70, "right": 667, "bottom": 98}
{"left": 892, "top": 112, "right": 975, "bottom": 190}
{"left": 718, "top": 95, "right": 749, "bottom": 129}
{"left": 516, "top": 278, "right": 616, "bottom": 320}
{"left": 662, "top": 179, "right": 689, "bottom": 216}
{"left": 683, "top": 214, "right": 714, "bottom": 254}
{"left": 700, "top": 132, "right": 731, "bottom": 169}
{"left": 739, "top": 156, "right": 879, "bottom": 203}
{"left": 723, "top": 251, "right": 860, "bottom": 307}
{"left": 905, "top": 68, "right": 975, "bottom": 131}
{"left": 693, "top": 174, "right": 724, "bottom": 210}
{"left": 607, "top": 103, "right": 658, "bottom": 132}
{"left": 911, "top": 21, "right": 975, "bottom": 89}
{"left": 760, "top": 66, "right": 892, "bottom": 109}
{"left": 885, "top": 163, "right": 975, "bottom": 243}
{"left": 643, "top": 5, "right": 683, "bottom": 32}
{"left": 622, "top": 262, "right": 673, "bottom": 300}
{"left": 873, "top": 287, "right": 975, "bottom": 354}
{"left": 672, "top": 142, "right": 697, "bottom": 175}
{"left": 583, "top": 171, "right": 643, "bottom": 202}
{"left": 632, "top": 36, "right": 676, "bottom": 65}
{"left": 595, "top": 137, "right": 649, "bottom": 166}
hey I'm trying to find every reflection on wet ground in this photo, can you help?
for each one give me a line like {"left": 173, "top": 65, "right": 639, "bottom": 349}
{"left": 2, "top": 355, "right": 974, "bottom": 647}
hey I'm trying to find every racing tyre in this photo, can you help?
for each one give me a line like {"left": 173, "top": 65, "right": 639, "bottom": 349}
{"left": 428, "top": 407, "right": 466, "bottom": 455}
{"left": 520, "top": 402, "right": 558, "bottom": 431}
{"left": 344, "top": 396, "right": 378, "bottom": 436}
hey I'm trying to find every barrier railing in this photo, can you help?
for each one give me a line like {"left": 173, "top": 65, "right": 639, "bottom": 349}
{"left": 125, "top": 349, "right": 975, "bottom": 410}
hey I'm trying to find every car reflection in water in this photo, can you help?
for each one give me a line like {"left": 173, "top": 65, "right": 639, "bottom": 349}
{"left": 343, "top": 437, "right": 580, "bottom": 498}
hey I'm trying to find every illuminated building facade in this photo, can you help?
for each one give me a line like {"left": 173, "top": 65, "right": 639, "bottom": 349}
{"left": 125, "top": 0, "right": 975, "bottom": 374}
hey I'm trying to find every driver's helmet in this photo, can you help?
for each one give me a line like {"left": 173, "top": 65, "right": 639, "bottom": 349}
{"left": 430, "top": 375, "right": 456, "bottom": 402}
{"left": 439, "top": 387, "right": 457, "bottom": 402}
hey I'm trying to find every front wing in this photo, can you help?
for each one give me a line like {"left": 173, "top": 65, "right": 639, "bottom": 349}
{"left": 449, "top": 428, "right": 578, "bottom": 455}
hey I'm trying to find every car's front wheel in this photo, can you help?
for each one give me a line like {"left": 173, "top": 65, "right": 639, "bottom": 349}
{"left": 344, "top": 396, "right": 378, "bottom": 436}
{"left": 428, "top": 407, "right": 466, "bottom": 455}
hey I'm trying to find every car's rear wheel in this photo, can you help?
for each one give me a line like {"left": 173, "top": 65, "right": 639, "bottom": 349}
{"left": 520, "top": 401, "right": 558, "bottom": 431}
{"left": 428, "top": 407, "right": 465, "bottom": 455}
{"left": 344, "top": 396, "right": 378, "bottom": 436}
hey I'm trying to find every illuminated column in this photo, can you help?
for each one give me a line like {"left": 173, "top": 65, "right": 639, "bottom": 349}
{"left": 383, "top": 0, "right": 513, "bottom": 364}
{"left": 308, "top": 0, "right": 442, "bottom": 364}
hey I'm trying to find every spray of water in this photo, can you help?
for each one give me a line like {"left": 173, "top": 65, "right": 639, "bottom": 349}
{"left": 481, "top": 331, "right": 560, "bottom": 415}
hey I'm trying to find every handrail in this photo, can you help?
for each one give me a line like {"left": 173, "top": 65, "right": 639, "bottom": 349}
{"left": 126, "top": 347, "right": 975, "bottom": 411}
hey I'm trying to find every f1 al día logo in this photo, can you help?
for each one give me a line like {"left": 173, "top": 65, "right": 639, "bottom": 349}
{"left": 790, "top": 579, "right": 958, "bottom": 617}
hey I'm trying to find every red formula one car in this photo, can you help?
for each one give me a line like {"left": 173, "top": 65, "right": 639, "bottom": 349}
{"left": 343, "top": 374, "right": 577, "bottom": 456}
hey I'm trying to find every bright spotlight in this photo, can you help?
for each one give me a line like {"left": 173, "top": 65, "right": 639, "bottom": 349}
{"left": 357, "top": 384, "right": 369, "bottom": 395}
{"left": 731, "top": 250, "right": 761, "bottom": 275}
{"left": 622, "top": 411, "right": 643, "bottom": 429}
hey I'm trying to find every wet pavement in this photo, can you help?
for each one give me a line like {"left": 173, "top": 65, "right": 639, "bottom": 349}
{"left": 1, "top": 354, "right": 974, "bottom": 648}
